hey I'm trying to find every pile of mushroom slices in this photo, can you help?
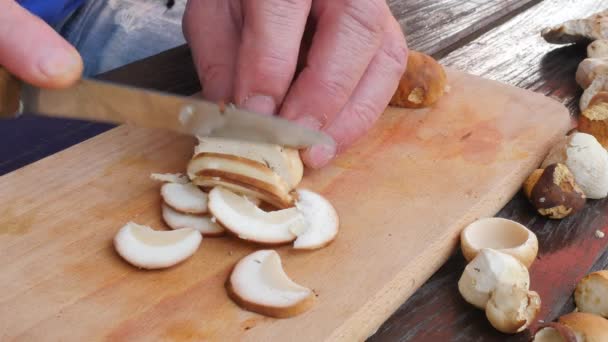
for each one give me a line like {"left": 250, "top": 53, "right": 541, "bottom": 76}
{"left": 113, "top": 137, "right": 339, "bottom": 318}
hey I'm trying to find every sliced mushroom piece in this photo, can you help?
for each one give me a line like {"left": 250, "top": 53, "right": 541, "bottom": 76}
{"left": 458, "top": 248, "right": 530, "bottom": 309}
{"left": 162, "top": 204, "right": 224, "bottom": 236}
{"left": 533, "top": 323, "right": 578, "bottom": 342}
{"left": 208, "top": 187, "right": 305, "bottom": 245}
{"left": 226, "top": 250, "right": 315, "bottom": 318}
{"left": 114, "top": 222, "right": 202, "bottom": 269}
{"left": 161, "top": 182, "right": 208, "bottom": 214}
{"left": 576, "top": 58, "right": 608, "bottom": 89}
{"left": 291, "top": 189, "right": 339, "bottom": 250}
{"left": 581, "top": 74, "right": 608, "bottom": 112}
{"left": 460, "top": 218, "right": 538, "bottom": 268}
{"left": 574, "top": 270, "right": 608, "bottom": 318}
{"left": 578, "top": 93, "right": 608, "bottom": 148}
{"left": 541, "top": 11, "right": 608, "bottom": 44}
{"left": 558, "top": 312, "right": 608, "bottom": 341}
{"left": 485, "top": 284, "right": 541, "bottom": 334}
{"left": 194, "top": 137, "right": 303, "bottom": 190}
{"left": 188, "top": 152, "right": 294, "bottom": 208}
{"left": 588, "top": 39, "right": 608, "bottom": 58}
{"left": 150, "top": 172, "right": 190, "bottom": 184}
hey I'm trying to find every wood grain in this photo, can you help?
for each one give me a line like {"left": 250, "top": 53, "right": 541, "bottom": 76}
{"left": 0, "top": 70, "right": 570, "bottom": 341}
{"left": 370, "top": 1, "right": 608, "bottom": 340}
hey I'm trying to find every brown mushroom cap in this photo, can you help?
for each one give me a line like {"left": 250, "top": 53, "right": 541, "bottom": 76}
{"left": 525, "top": 164, "right": 586, "bottom": 219}
{"left": 389, "top": 51, "right": 447, "bottom": 108}
{"left": 533, "top": 323, "right": 578, "bottom": 342}
{"left": 558, "top": 312, "right": 608, "bottom": 341}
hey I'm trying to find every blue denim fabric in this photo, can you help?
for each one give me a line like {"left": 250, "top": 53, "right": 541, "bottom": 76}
{"left": 18, "top": 0, "right": 86, "bottom": 26}
{"left": 58, "top": 0, "right": 187, "bottom": 76}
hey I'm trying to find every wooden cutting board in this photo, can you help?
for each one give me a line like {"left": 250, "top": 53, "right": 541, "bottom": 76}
{"left": 0, "top": 70, "right": 570, "bottom": 341}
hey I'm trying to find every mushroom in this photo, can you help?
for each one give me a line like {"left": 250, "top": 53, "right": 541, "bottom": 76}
{"left": 574, "top": 270, "right": 608, "bottom": 318}
{"left": 389, "top": 51, "right": 447, "bottom": 108}
{"left": 162, "top": 204, "right": 224, "bottom": 236}
{"left": 576, "top": 58, "right": 608, "bottom": 89}
{"left": 458, "top": 248, "right": 530, "bottom": 309}
{"left": 150, "top": 172, "right": 190, "bottom": 184}
{"left": 291, "top": 189, "right": 339, "bottom": 250}
{"left": 485, "top": 284, "right": 541, "bottom": 334}
{"left": 113, "top": 222, "right": 202, "bottom": 269}
{"left": 541, "top": 10, "right": 608, "bottom": 44}
{"left": 522, "top": 164, "right": 586, "bottom": 220}
{"left": 194, "top": 137, "right": 303, "bottom": 190}
{"left": 226, "top": 250, "right": 315, "bottom": 318}
{"left": 588, "top": 39, "right": 608, "bottom": 58}
{"left": 533, "top": 323, "right": 579, "bottom": 342}
{"left": 557, "top": 312, "right": 608, "bottom": 341}
{"left": 541, "top": 132, "right": 608, "bottom": 199}
{"left": 161, "top": 182, "right": 208, "bottom": 214}
{"left": 188, "top": 152, "right": 294, "bottom": 208}
{"left": 581, "top": 74, "right": 608, "bottom": 111}
{"left": 460, "top": 218, "right": 539, "bottom": 268}
{"left": 578, "top": 93, "right": 608, "bottom": 148}
{"left": 207, "top": 187, "right": 305, "bottom": 245}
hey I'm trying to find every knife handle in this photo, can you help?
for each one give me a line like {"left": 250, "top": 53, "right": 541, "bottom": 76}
{"left": 0, "top": 67, "right": 22, "bottom": 118}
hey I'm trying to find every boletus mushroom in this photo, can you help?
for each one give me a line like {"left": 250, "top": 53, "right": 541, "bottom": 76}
{"left": 390, "top": 51, "right": 447, "bottom": 108}
{"left": 575, "top": 270, "right": 608, "bottom": 318}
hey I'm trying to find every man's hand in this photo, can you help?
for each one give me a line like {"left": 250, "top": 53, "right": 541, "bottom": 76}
{"left": 0, "top": 0, "right": 82, "bottom": 88}
{"left": 183, "top": 0, "right": 408, "bottom": 168}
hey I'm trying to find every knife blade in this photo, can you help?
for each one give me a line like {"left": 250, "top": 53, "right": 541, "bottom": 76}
{"left": 0, "top": 71, "right": 334, "bottom": 149}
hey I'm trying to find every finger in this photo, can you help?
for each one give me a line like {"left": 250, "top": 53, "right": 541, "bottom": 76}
{"left": 0, "top": 0, "right": 82, "bottom": 88}
{"left": 234, "top": 0, "right": 311, "bottom": 115}
{"left": 183, "top": 0, "right": 241, "bottom": 102}
{"left": 280, "top": 0, "right": 388, "bottom": 127}
{"left": 301, "top": 17, "right": 408, "bottom": 168}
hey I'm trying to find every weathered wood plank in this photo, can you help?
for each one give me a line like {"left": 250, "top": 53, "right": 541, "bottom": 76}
{"left": 370, "top": 1, "right": 608, "bottom": 340}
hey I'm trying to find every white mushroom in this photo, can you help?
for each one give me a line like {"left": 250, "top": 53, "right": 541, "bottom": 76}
{"left": 188, "top": 152, "right": 294, "bottom": 208}
{"left": 226, "top": 250, "right": 315, "bottom": 318}
{"left": 458, "top": 249, "right": 530, "bottom": 309}
{"left": 291, "top": 189, "right": 339, "bottom": 250}
{"left": 162, "top": 204, "right": 224, "bottom": 236}
{"left": 541, "top": 132, "right": 608, "bottom": 199}
{"left": 581, "top": 74, "right": 608, "bottom": 111}
{"left": 161, "top": 182, "right": 208, "bottom": 214}
{"left": 208, "top": 187, "right": 305, "bottom": 245}
{"left": 150, "top": 172, "right": 190, "bottom": 184}
{"left": 195, "top": 137, "right": 303, "bottom": 190}
{"left": 576, "top": 58, "right": 608, "bottom": 89}
{"left": 485, "top": 284, "right": 541, "bottom": 334}
{"left": 460, "top": 218, "right": 538, "bottom": 268}
{"left": 574, "top": 270, "right": 608, "bottom": 318}
{"left": 113, "top": 222, "right": 201, "bottom": 269}
{"left": 533, "top": 323, "right": 578, "bottom": 342}
{"left": 588, "top": 39, "right": 608, "bottom": 58}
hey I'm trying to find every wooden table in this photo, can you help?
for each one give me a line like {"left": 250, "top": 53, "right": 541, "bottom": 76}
{"left": 1, "top": 1, "right": 606, "bottom": 340}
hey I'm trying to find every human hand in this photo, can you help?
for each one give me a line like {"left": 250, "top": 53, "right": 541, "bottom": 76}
{"left": 0, "top": 0, "right": 82, "bottom": 88}
{"left": 183, "top": 0, "right": 408, "bottom": 168}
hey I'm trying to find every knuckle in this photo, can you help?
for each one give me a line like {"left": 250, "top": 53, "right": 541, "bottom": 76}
{"left": 381, "top": 36, "right": 408, "bottom": 74}
{"left": 316, "top": 70, "right": 355, "bottom": 102}
{"left": 349, "top": 100, "right": 381, "bottom": 130}
{"left": 342, "top": 0, "right": 387, "bottom": 37}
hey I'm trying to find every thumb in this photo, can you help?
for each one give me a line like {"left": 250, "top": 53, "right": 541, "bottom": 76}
{"left": 0, "top": 0, "right": 83, "bottom": 88}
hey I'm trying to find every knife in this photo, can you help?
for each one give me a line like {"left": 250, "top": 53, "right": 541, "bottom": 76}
{"left": 0, "top": 69, "right": 334, "bottom": 148}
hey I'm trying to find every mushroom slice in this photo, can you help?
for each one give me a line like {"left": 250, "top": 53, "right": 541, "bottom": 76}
{"left": 208, "top": 187, "right": 304, "bottom": 245}
{"left": 226, "top": 250, "right": 314, "bottom": 318}
{"left": 161, "top": 182, "right": 208, "bottom": 214}
{"left": 458, "top": 248, "right": 530, "bottom": 309}
{"left": 485, "top": 284, "right": 541, "bottom": 334}
{"left": 194, "top": 137, "right": 303, "bottom": 190}
{"left": 460, "top": 218, "right": 538, "bottom": 268}
{"left": 574, "top": 270, "right": 608, "bottom": 318}
{"left": 188, "top": 152, "right": 294, "bottom": 208}
{"left": 150, "top": 173, "right": 190, "bottom": 184}
{"left": 162, "top": 204, "right": 224, "bottom": 236}
{"left": 533, "top": 323, "right": 578, "bottom": 342}
{"left": 114, "top": 222, "right": 201, "bottom": 269}
{"left": 558, "top": 312, "right": 608, "bottom": 341}
{"left": 291, "top": 189, "right": 339, "bottom": 250}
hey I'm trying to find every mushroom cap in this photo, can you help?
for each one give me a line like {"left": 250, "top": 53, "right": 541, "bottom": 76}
{"left": 113, "top": 222, "right": 201, "bottom": 269}
{"left": 575, "top": 270, "right": 608, "bottom": 318}
{"left": 292, "top": 189, "right": 340, "bottom": 250}
{"left": 541, "top": 133, "right": 608, "bottom": 199}
{"left": 161, "top": 182, "right": 208, "bottom": 214}
{"left": 588, "top": 39, "right": 608, "bottom": 58}
{"left": 460, "top": 218, "right": 538, "bottom": 268}
{"left": 458, "top": 248, "right": 530, "bottom": 309}
{"left": 533, "top": 323, "right": 578, "bottom": 342}
{"left": 389, "top": 51, "right": 447, "bottom": 108}
{"left": 208, "top": 187, "right": 303, "bottom": 245}
{"left": 226, "top": 250, "right": 314, "bottom": 318}
{"left": 559, "top": 312, "right": 608, "bottom": 342}
{"left": 161, "top": 204, "right": 225, "bottom": 236}
{"left": 485, "top": 284, "right": 541, "bottom": 334}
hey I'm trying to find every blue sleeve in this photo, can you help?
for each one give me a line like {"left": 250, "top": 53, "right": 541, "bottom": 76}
{"left": 17, "top": 0, "right": 87, "bottom": 25}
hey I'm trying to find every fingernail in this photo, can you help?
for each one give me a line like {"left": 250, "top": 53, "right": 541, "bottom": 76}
{"left": 293, "top": 115, "right": 323, "bottom": 130}
{"left": 242, "top": 95, "right": 276, "bottom": 115}
{"left": 39, "top": 47, "right": 82, "bottom": 80}
{"left": 305, "top": 143, "right": 337, "bottom": 169}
